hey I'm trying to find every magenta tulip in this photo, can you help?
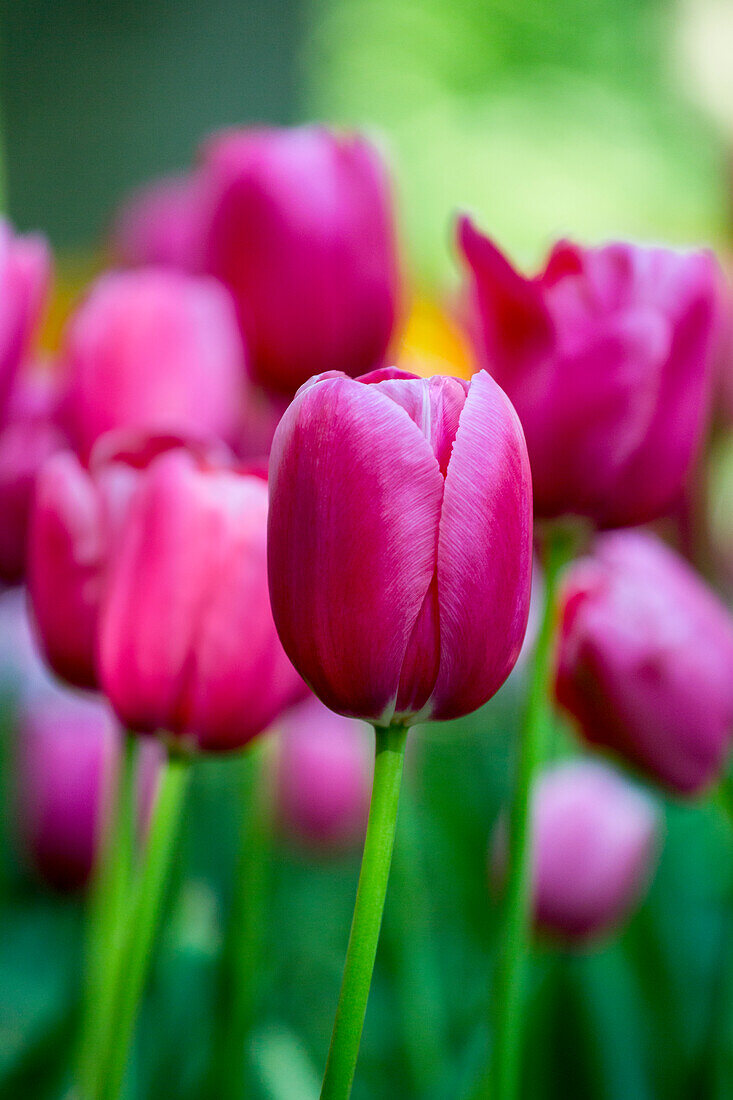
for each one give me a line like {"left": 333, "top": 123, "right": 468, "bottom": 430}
{"left": 200, "top": 126, "right": 399, "bottom": 395}
{"left": 493, "top": 760, "right": 659, "bottom": 942}
{"left": 556, "top": 531, "right": 733, "bottom": 794}
{"left": 0, "top": 366, "right": 67, "bottom": 584}
{"left": 111, "top": 173, "right": 204, "bottom": 271}
{"left": 99, "top": 448, "right": 306, "bottom": 751}
{"left": 15, "top": 690, "right": 120, "bottom": 892}
{"left": 275, "top": 697, "right": 373, "bottom": 850}
{"left": 60, "top": 268, "right": 245, "bottom": 461}
{"left": 459, "top": 220, "right": 720, "bottom": 527}
{"left": 28, "top": 433, "right": 214, "bottom": 690}
{"left": 268, "top": 367, "right": 533, "bottom": 725}
{"left": 0, "top": 221, "right": 51, "bottom": 422}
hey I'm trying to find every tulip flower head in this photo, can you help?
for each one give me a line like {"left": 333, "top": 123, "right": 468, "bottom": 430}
{"left": 556, "top": 531, "right": 733, "bottom": 794}
{"left": 275, "top": 697, "right": 373, "bottom": 851}
{"left": 61, "top": 268, "right": 245, "bottom": 461}
{"left": 459, "top": 220, "right": 720, "bottom": 527}
{"left": 111, "top": 173, "right": 205, "bottom": 271}
{"left": 15, "top": 691, "right": 120, "bottom": 892}
{"left": 268, "top": 367, "right": 533, "bottom": 726}
{"left": 492, "top": 760, "right": 659, "bottom": 943}
{"left": 99, "top": 448, "right": 306, "bottom": 751}
{"left": 201, "top": 125, "right": 399, "bottom": 395}
{"left": 0, "top": 221, "right": 52, "bottom": 422}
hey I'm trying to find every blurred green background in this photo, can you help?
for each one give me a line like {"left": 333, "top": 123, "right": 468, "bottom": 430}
{"left": 2, "top": 3, "right": 733, "bottom": 1098}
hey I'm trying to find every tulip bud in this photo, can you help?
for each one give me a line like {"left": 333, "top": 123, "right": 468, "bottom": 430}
{"left": 15, "top": 691, "right": 120, "bottom": 892}
{"left": 458, "top": 220, "right": 720, "bottom": 527}
{"left": 492, "top": 760, "right": 659, "bottom": 943}
{"left": 28, "top": 433, "right": 216, "bottom": 690}
{"left": 556, "top": 531, "right": 733, "bottom": 794}
{"left": 0, "top": 222, "right": 52, "bottom": 421}
{"left": 99, "top": 448, "right": 307, "bottom": 751}
{"left": 200, "top": 126, "right": 399, "bottom": 395}
{"left": 61, "top": 268, "right": 245, "bottom": 461}
{"left": 275, "top": 697, "right": 373, "bottom": 851}
{"left": 111, "top": 173, "right": 204, "bottom": 271}
{"left": 0, "top": 365, "right": 67, "bottom": 584}
{"left": 268, "top": 367, "right": 533, "bottom": 726}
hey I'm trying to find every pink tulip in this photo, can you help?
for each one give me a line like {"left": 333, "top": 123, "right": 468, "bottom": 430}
{"left": 556, "top": 531, "right": 733, "bottom": 794}
{"left": 458, "top": 220, "right": 720, "bottom": 527}
{"left": 60, "top": 268, "right": 245, "bottom": 461}
{"left": 28, "top": 432, "right": 217, "bottom": 690}
{"left": 15, "top": 691, "right": 120, "bottom": 892}
{"left": 99, "top": 448, "right": 306, "bottom": 751}
{"left": 492, "top": 760, "right": 659, "bottom": 942}
{"left": 0, "top": 221, "right": 52, "bottom": 422}
{"left": 268, "top": 367, "right": 533, "bottom": 725}
{"left": 111, "top": 173, "right": 204, "bottom": 271}
{"left": 200, "top": 126, "right": 399, "bottom": 395}
{"left": 275, "top": 697, "right": 373, "bottom": 851}
{"left": 0, "top": 365, "right": 67, "bottom": 584}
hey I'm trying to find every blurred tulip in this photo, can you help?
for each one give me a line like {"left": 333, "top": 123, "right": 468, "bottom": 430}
{"left": 268, "top": 367, "right": 533, "bottom": 725}
{"left": 458, "top": 220, "right": 720, "bottom": 527}
{"left": 111, "top": 173, "right": 204, "bottom": 271}
{"left": 0, "top": 221, "right": 52, "bottom": 421}
{"left": 60, "top": 268, "right": 245, "bottom": 461}
{"left": 492, "top": 760, "right": 659, "bottom": 942}
{"left": 0, "top": 365, "right": 67, "bottom": 584}
{"left": 200, "top": 126, "right": 399, "bottom": 395}
{"left": 15, "top": 690, "right": 120, "bottom": 892}
{"left": 28, "top": 433, "right": 218, "bottom": 690}
{"left": 556, "top": 531, "right": 733, "bottom": 794}
{"left": 275, "top": 697, "right": 373, "bottom": 851}
{"left": 99, "top": 448, "right": 306, "bottom": 751}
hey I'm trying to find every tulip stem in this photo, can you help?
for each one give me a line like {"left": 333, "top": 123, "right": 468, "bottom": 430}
{"left": 320, "top": 722, "right": 408, "bottom": 1100}
{"left": 98, "top": 749, "right": 191, "bottom": 1100}
{"left": 76, "top": 734, "right": 137, "bottom": 1100}
{"left": 489, "top": 527, "right": 575, "bottom": 1100}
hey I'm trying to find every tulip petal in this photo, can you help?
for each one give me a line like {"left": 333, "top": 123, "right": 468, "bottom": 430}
{"left": 268, "top": 375, "right": 445, "bottom": 724}
{"left": 428, "top": 370, "right": 533, "bottom": 720}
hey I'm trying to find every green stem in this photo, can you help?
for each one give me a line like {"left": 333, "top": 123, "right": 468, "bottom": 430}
{"left": 320, "top": 723, "right": 408, "bottom": 1100}
{"left": 99, "top": 751, "right": 191, "bottom": 1100}
{"left": 76, "top": 734, "right": 137, "bottom": 1100}
{"left": 489, "top": 528, "right": 575, "bottom": 1100}
{"left": 217, "top": 739, "right": 273, "bottom": 1100}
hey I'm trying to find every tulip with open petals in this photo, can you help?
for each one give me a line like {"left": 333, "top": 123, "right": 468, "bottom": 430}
{"left": 492, "top": 760, "right": 659, "bottom": 942}
{"left": 60, "top": 268, "right": 245, "bottom": 461}
{"left": 275, "top": 697, "right": 373, "bottom": 851}
{"left": 556, "top": 531, "right": 733, "bottom": 794}
{"left": 268, "top": 367, "right": 533, "bottom": 726}
{"left": 0, "top": 221, "right": 51, "bottom": 422}
{"left": 15, "top": 691, "right": 120, "bottom": 892}
{"left": 459, "top": 221, "right": 720, "bottom": 527}
{"left": 201, "top": 126, "right": 399, "bottom": 395}
{"left": 99, "top": 448, "right": 306, "bottom": 751}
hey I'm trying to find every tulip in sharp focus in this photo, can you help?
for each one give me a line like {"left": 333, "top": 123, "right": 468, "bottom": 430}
{"left": 556, "top": 531, "right": 733, "bottom": 794}
{"left": 0, "top": 221, "right": 52, "bottom": 421}
{"left": 0, "top": 365, "right": 67, "bottom": 584}
{"left": 99, "top": 448, "right": 306, "bottom": 751}
{"left": 28, "top": 433, "right": 217, "bottom": 690}
{"left": 200, "top": 126, "right": 399, "bottom": 395}
{"left": 111, "top": 173, "right": 204, "bottom": 271}
{"left": 15, "top": 691, "right": 120, "bottom": 892}
{"left": 492, "top": 760, "right": 659, "bottom": 942}
{"left": 268, "top": 367, "right": 533, "bottom": 725}
{"left": 458, "top": 220, "right": 720, "bottom": 527}
{"left": 275, "top": 697, "right": 373, "bottom": 851}
{"left": 61, "top": 268, "right": 245, "bottom": 461}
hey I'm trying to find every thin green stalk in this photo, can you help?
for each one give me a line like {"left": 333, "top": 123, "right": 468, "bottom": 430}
{"left": 489, "top": 528, "right": 576, "bottom": 1100}
{"left": 216, "top": 739, "right": 273, "bottom": 1100}
{"left": 99, "top": 751, "right": 192, "bottom": 1100}
{"left": 320, "top": 723, "right": 408, "bottom": 1100}
{"left": 76, "top": 734, "right": 137, "bottom": 1099}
